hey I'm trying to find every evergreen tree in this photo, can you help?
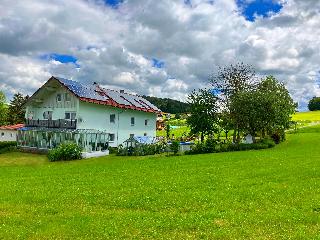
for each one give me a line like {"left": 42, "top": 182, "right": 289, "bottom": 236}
{"left": 0, "top": 91, "right": 8, "bottom": 126}
{"left": 7, "top": 93, "right": 29, "bottom": 124}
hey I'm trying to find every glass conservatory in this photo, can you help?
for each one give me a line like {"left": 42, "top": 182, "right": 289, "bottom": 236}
{"left": 17, "top": 127, "right": 110, "bottom": 153}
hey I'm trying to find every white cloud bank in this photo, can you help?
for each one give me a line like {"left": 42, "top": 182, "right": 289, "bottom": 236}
{"left": 0, "top": 0, "right": 319, "bottom": 109}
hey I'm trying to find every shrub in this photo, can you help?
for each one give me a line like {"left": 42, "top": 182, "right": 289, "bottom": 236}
{"left": 170, "top": 140, "right": 180, "bottom": 155}
{"left": 117, "top": 141, "right": 169, "bottom": 156}
{"left": 186, "top": 138, "right": 275, "bottom": 155}
{"left": 48, "top": 142, "right": 82, "bottom": 162}
{"left": 0, "top": 141, "right": 16, "bottom": 149}
{"left": 204, "top": 138, "right": 217, "bottom": 153}
{"left": 0, "top": 141, "right": 17, "bottom": 154}
{"left": 271, "top": 130, "right": 285, "bottom": 144}
{"left": 108, "top": 147, "right": 118, "bottom": 154}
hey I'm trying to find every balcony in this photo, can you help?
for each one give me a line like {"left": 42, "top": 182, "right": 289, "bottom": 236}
{"left": 25, "top": 119, "right": 77, "bottom": 129}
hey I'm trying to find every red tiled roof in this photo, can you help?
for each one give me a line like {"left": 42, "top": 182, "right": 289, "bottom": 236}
{"left": 0, "top": 124, "right": 25, "bottom": 130}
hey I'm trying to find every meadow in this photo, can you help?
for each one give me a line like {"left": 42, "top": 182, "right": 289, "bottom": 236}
{"left": 0, "top": 117, "right": 320, "bottom": 239}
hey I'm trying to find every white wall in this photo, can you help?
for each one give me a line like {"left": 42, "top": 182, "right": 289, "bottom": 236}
{"left": 26, "top": 83, "right": 78, "bottom": 120}
{"left": 0, "top": 130, "right": 17, "bottom": 142}
{"left": 78, "top": 102, "right": 157, "bottom": 147}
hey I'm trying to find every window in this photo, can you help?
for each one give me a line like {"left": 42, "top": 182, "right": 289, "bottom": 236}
{"left": 65, "top": 112, "right": 76, "bottom": 120}
{"left": 145, "top": 119, "right": 148, "bottom": 126}
{"left": 65, "top": 93, "right": 71, "bottom": 102}
{"left": 131, "top": 117, "right": 135, "bottom": 126}
{"left": 10, "top": 133, "right": 13, "bottom": 137}
{"left": 109, "top": 134, "right": 115, "bottom": 142}
{"left": 1, "top": 132, "right": 4, "bottom": 137}
{"left": 144, "top": 133, "right": 147, "bottom": 136}
{"left": 56, "top": 94, "right": 62, "bottom": 102}
{"left": 43, "top": 111, "right": 53, "bottom": 120}
{"left": 110, "top": 114, "right": 116, "bottom": 123}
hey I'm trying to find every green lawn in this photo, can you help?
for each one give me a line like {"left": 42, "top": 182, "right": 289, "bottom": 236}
{"left": 1, "top": 127, "right": 320, "bottom": 239}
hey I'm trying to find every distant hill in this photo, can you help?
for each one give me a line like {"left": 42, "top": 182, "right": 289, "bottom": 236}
{"left": 142, "top": 95, "right": 190, "bottom": 114}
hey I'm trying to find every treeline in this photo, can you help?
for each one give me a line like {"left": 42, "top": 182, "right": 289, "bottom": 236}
{"left": 308, "top": 97, "right": 320, "bottom": 111}
{"left": 0, "top": 92, "right": 28, "bottom": 126}
{"left": 142, "top": 95, "right": 190, "bottom": 114}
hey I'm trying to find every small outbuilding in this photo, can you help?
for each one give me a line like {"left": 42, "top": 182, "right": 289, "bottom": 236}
{"left": 0, "top": 124, "right": 24, "bottom": 142}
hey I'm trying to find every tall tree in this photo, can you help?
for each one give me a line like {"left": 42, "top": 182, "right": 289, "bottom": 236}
{"left": 187, "top": 89, "right": 219, "bottom": 142}
{"left": 230, "top": 76, "right": 296, "bottom": 141}
{"left": 7, "top": 93, "right": 29, "bottom": 124}
{"left": 209, "top": 62, "right": 259, "bottom": 142}
{"left": 257, "top": 76, "right": 296, "bottom": 134}
{"left": 0, "top": 91, "right": 8, "bottom": 126}
{"left": 308, "top": 97, "right": 320, "bottom": 111}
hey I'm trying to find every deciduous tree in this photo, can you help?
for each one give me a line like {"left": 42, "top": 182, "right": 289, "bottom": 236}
{"left": 187, "top": 89, "right": 219, "bottom": 142}
{"left": 308, "top": 97, "right": 320, "bottom": 111}
{"left": 209, "top": 62, "right": 259, "bottom": 142}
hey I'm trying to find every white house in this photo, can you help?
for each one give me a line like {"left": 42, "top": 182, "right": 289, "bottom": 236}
{"left": 17, "top": 76, "right": 160, "bottom": 155}
{"left": 0, "top": 124, "right": 24, "bottom": 142}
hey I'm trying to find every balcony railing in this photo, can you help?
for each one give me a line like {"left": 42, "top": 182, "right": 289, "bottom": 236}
{"left": 25, "top": 119, "right": 77, "bottom": 129}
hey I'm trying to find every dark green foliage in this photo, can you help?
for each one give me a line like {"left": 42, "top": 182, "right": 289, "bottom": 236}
{"left": 47, "top": 143, "right": 82, "bottom": 162}
{"left": 7, "top": 93, "right": 29, "bottom": 124}
{"left": 187, "top": 89, "right": 219, "bottom": 142}
{"left": 0, "top": 91, "right": 8, "bottom": 126}
{"left": 308, "top": 97, "right": 320, "bottom": 111}
{"left": 0, "top": 141, "right": 17, "bottom": 154}
{"left": 271, "top": 130, "right": 286, "bottom": 144}
{"left": 117, "top": 142, "right": 168, "bottom": 156}
{"left": 108, "top": 147, "right": 118, "bottom": 154}
{"left": 186, "top": 138, "right": 275, "bottom": 155}
{"left": 142, "top": 95, "right": 190, "bottom": 113}
{"left": 170, "top": 140, "right": 180, "bottom": 155}
{"left": 165, "top": 123, "right": 171, "bottom": 138}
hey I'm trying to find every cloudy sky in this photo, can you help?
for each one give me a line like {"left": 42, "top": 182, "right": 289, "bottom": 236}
{"left": 0, "top": 0, "right": 319, "bottom": 110}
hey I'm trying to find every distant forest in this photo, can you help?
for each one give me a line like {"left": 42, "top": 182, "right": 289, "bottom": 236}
{"left": 142, "top": 96, "right": 190, "bottom": 114}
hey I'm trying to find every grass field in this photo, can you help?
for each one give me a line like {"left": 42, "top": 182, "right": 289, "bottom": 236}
{"left": 293, "top": 110, "right": 320, "bottom": 122}
{"left": 1, "top": 126, "right": 320, "bottom": 239}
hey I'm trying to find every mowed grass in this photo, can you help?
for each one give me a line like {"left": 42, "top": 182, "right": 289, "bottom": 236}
{"left": 1, "top": 128, "right": 320, "bottom": 239}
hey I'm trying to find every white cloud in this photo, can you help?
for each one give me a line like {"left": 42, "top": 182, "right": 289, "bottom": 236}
{"left": 0, "top": 0, "right": 319, "bottom": 110}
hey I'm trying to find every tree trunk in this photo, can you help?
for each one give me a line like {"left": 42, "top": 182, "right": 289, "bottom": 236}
{"left": 262, "top": 129, "right": 266, "bottom": 138}
{"left": 201, "top": 132, "right": 204, "bottom": 143}
{"left": 233, "top": 128, "right": 237, "bottom": 143}
{"left": 237, "top": 129, "right": 241, "bottom": 143}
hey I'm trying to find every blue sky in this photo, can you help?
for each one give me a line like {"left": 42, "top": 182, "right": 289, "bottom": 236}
{"left": 237, "top": 0, "right": 283, "bottom": 21}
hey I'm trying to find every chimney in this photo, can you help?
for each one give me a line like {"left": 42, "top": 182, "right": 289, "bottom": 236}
{"left": 120, "top": 90, "right": 125, "bottom": 93}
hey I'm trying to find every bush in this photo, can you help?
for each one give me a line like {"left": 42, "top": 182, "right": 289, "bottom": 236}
{"left": 170, "top": 140, "right": 180, "bottom": 155}
{"left": 48, "top": 142, "right": 82, "bottom": 162}
{"left": 0, "top": 141, "right": 16, "bottom": 149}
{"left": 186, "top": 138, "right": 275, "bottom": 155}
{"left": 117, "top": 141, "right": 169, "bottom": 156}
{"left": 108, "top": 147, "right": 118, "bottom": 154}
{"left": 271, "top": 130, "right": 285, "bottom": 144}
{"left": 0, "top": 141, "right": 17, "bottom": 154}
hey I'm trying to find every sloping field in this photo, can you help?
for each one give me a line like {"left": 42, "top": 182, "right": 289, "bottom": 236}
{"left": 0, "top": 126, "right": 320, "bottom": 239}
{"left": 292, "top": 110, "right": 320, "bottom": 122}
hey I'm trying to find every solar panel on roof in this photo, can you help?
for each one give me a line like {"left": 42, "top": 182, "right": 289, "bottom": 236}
{"left": 54, "top": 76, "right": 161, "bottom": 112}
